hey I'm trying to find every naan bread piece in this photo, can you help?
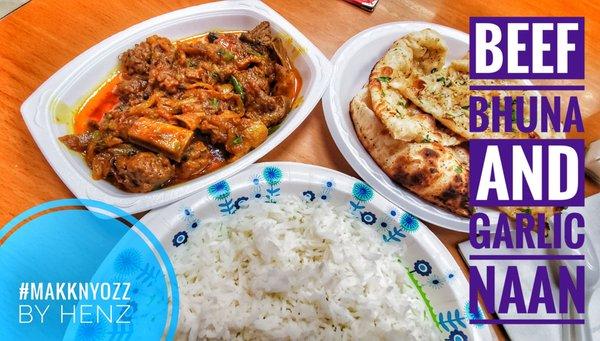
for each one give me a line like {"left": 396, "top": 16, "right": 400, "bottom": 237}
{"left": 395, "top": 56, "right": 565, "bottom": 140}
{"left": 350, "top": 87, "right": 555, "bottom": 219}
{"left": 368, "top": 29, "right": 463, "bottom": 146}
{"left": 351, "top": 87, "right": 472, "bottom": 217}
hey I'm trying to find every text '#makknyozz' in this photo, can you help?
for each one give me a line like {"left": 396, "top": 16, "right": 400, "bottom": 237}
{"left": 18, "top": 282, "right": 131, "bottom": 301}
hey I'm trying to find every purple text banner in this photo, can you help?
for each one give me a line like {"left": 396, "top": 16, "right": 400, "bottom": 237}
{"left": 469, "top": 139, "right": 585, "bottom": 207}
{"left": 469, "top": 17, "right": 584, "bottom": 79}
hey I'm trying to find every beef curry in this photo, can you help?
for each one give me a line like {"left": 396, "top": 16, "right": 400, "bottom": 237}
{"left": 60, "top": 22, "right": 301, "bottom": 193}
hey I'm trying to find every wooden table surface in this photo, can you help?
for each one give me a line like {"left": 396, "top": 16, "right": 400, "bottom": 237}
{"left": 1, "top": 1, "right": 599, "bottom": 339}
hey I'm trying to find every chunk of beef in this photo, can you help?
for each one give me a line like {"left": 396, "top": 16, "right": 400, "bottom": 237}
{"left": 271, "top": 38, "right": 293, "bottom": 69}
{"left": 273, "top": 64, "right": 295, "bottom": 97}
{"left": 112, "top": 152, "right": 174, "bottom": 192}
{"left": 177, "top": 141, "right": 212, "bottom": 180}
{"left": 59, "top": 131, "right": 97, "bottom": 152}
{"left": 120, "top": 41, "right": 152, "bottom": 75}
{"left": 90, "top": 152, "right": 112, "bottom": 180}
{"left": 247, "top": 92, "right": 290, "bottom": 126}
{"left": 149, "top": 64, "right": 182, "bottom": 94}
{"left": 240, "top": 21, "right": 273, "bottom": 47}
{"left": 233, "top": 65, "right": 274, "bottom": 99}
{"left": 116, "top": 77, "right": 149, "bottom": 102}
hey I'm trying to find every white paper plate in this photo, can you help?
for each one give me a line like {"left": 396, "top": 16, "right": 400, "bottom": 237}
{"left": 141, "top": 161, "right": 493, "bottom": 340}
{"left": 323, "top": 22, "right": 474, "bottom": 232}
{"left": 21, "top": 0, "right": 331, "bottom": 214}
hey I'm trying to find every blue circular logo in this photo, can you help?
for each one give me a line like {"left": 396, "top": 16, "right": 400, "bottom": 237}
{"left": 0, "top": 199, "right": 179, "bottom": 340}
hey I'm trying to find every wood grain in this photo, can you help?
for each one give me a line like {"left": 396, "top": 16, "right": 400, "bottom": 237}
{"left": 1, "top": 1, "right": 599, "bottom": 339}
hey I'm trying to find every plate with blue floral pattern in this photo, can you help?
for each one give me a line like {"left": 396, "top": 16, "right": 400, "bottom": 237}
{"left": 141, "top": 162, "right": 493, "bottom": 341}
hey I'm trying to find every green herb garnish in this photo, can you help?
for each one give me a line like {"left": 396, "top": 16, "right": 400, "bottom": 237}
{"left": 230, "top": 76, "right": 245, "bottom": 100}
{"left": 511, "top": 98, "right": 517, "bottom": 122}
{"left": 186, "top": 59, "right": 198, "bottom": 67}
{"left": 218, "top": 49, "right": 235, "bottom": 62}
{"left": 207, "top": 32, "right": 219, "bottom": 43}
{"left": 377, "top": 76, "right": 391, "bottom": 83}
{"left": 436, "top": 77, "right": 452, "bottom": 87}
{"left": 232, "top": 135, "right": 243, "bottom": 145}
{"left": 454, "top": 165, "right": 463, "bottom": 174}
{"left": 518, "top": 208, "right": 532, "bottom": 214}
{"left": 210, "top": 98, "right": 219, "bottom": 109}
{"left": 268, "top": 124, "right": 281, "bottom": 135}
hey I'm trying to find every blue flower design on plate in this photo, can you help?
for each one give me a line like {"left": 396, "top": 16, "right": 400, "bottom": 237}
{"left": 382, "top": 227, "right": 406, "bottom": 242}
{"left": 360, "top": 211, "right": 377, "bottom": 225}
{"left": 352, "top": 182, "right": 374, "bottom": 202}
{"left": 234, "top": 196, "right": 249, "bottom": 209}
{"left": 413, "top": 260, "right": 432, "bottom": 276}
{"left": 447, "top": 330, "right": 468, "bottom": 341}
{"left": 113, "top": 248, "right": 142, "bottom": 276}
{"left": 465, "top": 302, "right": 484, "bottom": 327}
{"left": 262, "top": 166, "right": 282, "bottom": 202}
{"left": 180, "top": 206, "right": 200, "bottom": 228}
{"left": 249, "top": 174, "right": 263, "bottom": 199}
{"left": 446, "top": 270, "right": 457, "bottom": 283}
{"left": 172, "top": 231, "right": 188, "bottom": 247}
{"left": 208, "top": 180, "right": 238, "bottom": 214}
{"left": 262, "top": 166, "right": 283, "bottom": 185}
{"left": 400, "top": 212, "right": 419, "bottom": 232}
{"left": 208, "top": 180, "right": 231, "bottom": 200}
{"left": 303, "top": 190, "right": 316, "bottom": 201}
{"left": 427, "top": 274, "right": 445, "bottom": 289}
{"left": 319, "top": 179, "right": 335, "bottom": 200}
{"left": 349, "top": 182, "right": 374, "bottom": 212}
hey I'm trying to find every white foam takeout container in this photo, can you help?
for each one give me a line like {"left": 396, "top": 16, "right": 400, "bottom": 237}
{"left": 21, "top": 0, "right": 331, "bottom": 214}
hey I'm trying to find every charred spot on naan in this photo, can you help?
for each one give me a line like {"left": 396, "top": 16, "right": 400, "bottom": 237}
{"left": 420, "top": 147, "right": 439, "bottom": 159}
{"left": 389, "top": 143, "right": 471, "bottom": 217}
{"left": 437, "top": 186, "right": 472, "bottom": 217}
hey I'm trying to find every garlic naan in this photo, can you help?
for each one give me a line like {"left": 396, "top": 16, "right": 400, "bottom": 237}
{"left": 395, "top": 57, "right": 565, "bottom": 140}
{"left": 352, "top": 29, "right": 565, "bottom": 220}
{"left": 351, "top": 87, "right": 557, "bottom": 220}
{"left": 368, "top": 29, "right": 463, "bottom": 146}
{"left": 351, "top": 87, "right": 472, "bottom": 217}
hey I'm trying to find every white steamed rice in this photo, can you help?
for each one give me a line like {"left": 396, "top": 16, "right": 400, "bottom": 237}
{"left": 172, "top": 195, "right": 438, "bottom": 340}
